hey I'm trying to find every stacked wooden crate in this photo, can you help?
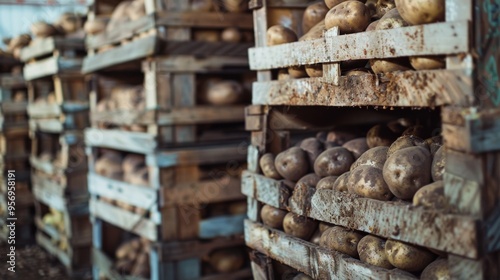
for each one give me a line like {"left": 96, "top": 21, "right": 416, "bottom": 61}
{"left": 83, "top": 0, "right": 254, "bottom": 279}
{"left": 0, "top": 57, "right": 34, "bottom": 245}
{"left": 243, "top": 1, "right": 500, "bottom": 279}
{"left": 21, "top": 35, "right": 91, "bottom": 276}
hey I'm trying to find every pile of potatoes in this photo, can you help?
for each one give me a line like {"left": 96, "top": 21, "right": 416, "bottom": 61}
{"left": 203, "top": 247, "right": 246, "bottom": 275}
{"left": 30, "top": 12, "right": 84, "bottom": 39}
{"left": 42, "top": 207, "right": 70, "bottom": 251}
{"left": 258, "top": 118, "right": 448, "bottom": 276}
{"left": 95, "top": 150, "right": 149, "bottom": 215}
{"left": 114, "top": 237, "right": 151, "bottom": 277}
{"left": 266, "top": 0, "right": 445, "bottom": 79}
{"left": 1, "top": 34, "right": 31, "bottom": 60}
{"left": 198, "top": 77, "right": 252, "bottom": 106}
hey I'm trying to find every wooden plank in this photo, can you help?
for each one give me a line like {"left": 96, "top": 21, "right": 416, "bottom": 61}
{"left": 243, "top": 172, "right": 480, "bottom": 258}
{"left": 27, "top": 103, "right": 62, "bottom": 118}
{"left": 151, "top": 145, "right": 247, "bottom": 168}
{"left": 20, "top": 37, "right": 84, "bottom": 62}
{"left": 155, "top": 11, "right": 254, "bottom": 29}
{"left": 198, "top": 214, "right": 245, "bottom": 239}
{"left": 249, "top": 21, "right": 469, "bottom": 70}
{"left": 0, "top": 101, "right": 27, "bottom": 114}
{"left": 241, "top": 171, "right": 290, "bottom": 209}
{"left": 88, "top": 172, "right": 158, "bottom": 209}
{"left": 89, "top": 198, "right": 158, "bottom": 241}
{"left": 29, "top": 119, "right": 64, "bottom": 133}
{"left": 23, "top": 57, "right": 83, "bottom": 81}
{"left": 156, "top": 236, "right": 245, "bottom": 261}
{"left": 91, "top": 109, "right": 156, "bottom": 126}
{"left": 245, "top": 220, "right": 417, "bottom": 280}
{"left": 149, "top": 56, "right": 248, "bottom": 73}
{"left": 84, "top": 128, "right": 157, "bottom": 154}
{"left": 252, "top": 70, "right": 473, "bottom": 107}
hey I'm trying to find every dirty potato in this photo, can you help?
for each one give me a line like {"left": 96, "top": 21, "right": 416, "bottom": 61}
{"left": 275, "top": 147, "right": 310, "bottom": 181}
{"left": 387, "top": 135, "right": 427, "bottom": 159}
{"left": 325, "top": 1, "right": 371, "bottom": 34}
{"left": 331, "top": 172, "right": 350, "bottom": 192}
{"left": 350, "top": 146, "right": 389, "bottom": 171}
{"left": 410, "top": 55, "right": 445, "bottom": 70}
{"left": 283, "top": 212, "right": 318, "bottom": 240}
{"left": 300, "top": 137, "right": 325, "bottom": 167}
{"left": 267, "top": 25, "right": 298, "bottom": 46}
{"left": 316, "top": 176, "right": 339, "bottom": 190}
{"left": 348, "top": 165, "right": 394, "bottom": 201}
{"left": 320, "top": 226, "right": 364, "bottom": 258}
{"left": 420, "top": 258, "right": 450, "bottom": 280}
{"left": 260, "top": 153, "right": 282, "bottom": 179}
{"left": 357, "top": 235, "right": 394, "bottom": 269}
{"left": 431, "top": 146, "right": 445, "bottom": 181}
{"left": 366, "top": 124, "right": 399, "bottom": 148}
{"left": 395, "top": 0, "right": 445, "bottom": 25}
{"left": 296, "top": 173, "right": 321, "bottom": 188}
{"left": 260, "top": 204, "right": 287, "bottom": 229}
{"left": 342, "top": 137, "right": 369, "bottom": 159}
{"left": 413, "top": 180, "right": 445, "bottom": 209}
{"left": 302, "top": 2, "right": 329, "bottom": 33}
{"left": 385, "top": 239, "right": 436, "bottom": 272}
{"left": 314, "top": 147, "right": 355, "bottom": 177}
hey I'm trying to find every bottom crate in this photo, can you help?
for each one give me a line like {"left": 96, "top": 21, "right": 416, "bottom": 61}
{"left": 92, "top": 219, "right": 252, "bottom": 280}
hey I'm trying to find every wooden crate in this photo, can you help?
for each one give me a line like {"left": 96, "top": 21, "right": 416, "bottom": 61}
{"left": 91, "top": 218, "right": 251, "bottom": 280}
{"left": 34, "top": 199, "right": 91, "bottom": 277}
{"left": 83, "top": 0, "right": 254, "bottom": 73}
{"left": 244, "top": 0, "right": 500, "bottom": 279}
{"left": 20, "top": 37, "right": 85, "bottom": 81}
{"left": 88, "top": 56, "right": 250, "bottom": 148}
{"left": 86, "top": 141, "right": 248, "bottom": 242}
{"left": 27, "top": 74, "right": 89, "bottom": 133}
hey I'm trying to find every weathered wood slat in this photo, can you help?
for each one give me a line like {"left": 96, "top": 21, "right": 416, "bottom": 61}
{"left": 242, "top": 172, "right": 480, "bottom": 258}
{"left": 245, "top": 220, "right": 417, "bottom": 280}
{"left": 198, "top": 214, "right": 245, "bottom": 239}
{"left": 20, "top": 37, "right": 84, "bottom": 62}
{"left": 23, "top": 57, "right": 83, "bottom": 81}
{"left": 29, "top": 118, "right": 64, "bottom": 133}
{"left": 147, "top": 56, "right": 249, "bottom": 73}
{"left": 253, "top": 70, "right": 473, "bottom": 107}
{"left": 28, "top": 103, "right": 62, "bottom": 118}
{"left": 249, "top": 21, "right": 469, "bottom": 70}
{"left": 150, "top": 145, "right": 247, "bottom": 167}
{"left": 85, "top": 127, "right": 158, "bottom": 153}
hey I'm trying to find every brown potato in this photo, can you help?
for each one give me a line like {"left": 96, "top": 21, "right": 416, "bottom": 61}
{"left": 409, "top": 55, "right": 445, "bottom": 70}
{"left": 385, "top": 239, "right": 436, "bottom": 272}
{"left": 260, "top": 153, "right": 282, "bottom": 179}
{"left": 288, "top": 66, "right": 308, "bottom": 78}
{"left": 95, "top": 152, "right": 123, "bottom": 180}
{"left": 375, "top": 8, "right": 408, "bottom": 30}
{"left": 325, "top": 1, "right": 371, "bottom": 34}
{"left": 300, "top": 20, "right": 325, "bottom": 42}
{"left": 267, "top": 25, "right": 298, "bottom": 46}
{"left": 221, "top": 27, "right": 242, "bottom": 43}
{"left": 305, "top": 64, "right": 323, "bottom": 77}
{"left": 420, "top": 258, "right": 450, "bottom": 280}
{"left": 314, "top": 147, "right": 354, "bottom": 177}
{"left": 342, "top": 137, "right": 369, "bottom": 159}
{"left": 346, "top": 68, "right": 372, "bottom": 76}
{"left": 31, "top": 21, "right": 58, "bottom": 38}
{"left": 205, "top": 80, "right": 244, "bottom": 105}
{"left": 302, "top": 2, "right": 329, "bottom": 33}
{"left": 84, "top": 18, "right": 107, "bottom": 35}
{"left": 350, "top": 146, "right": 389, "bottom": 171}
{"left": 348, "top": 165, "right": 393, "bottom": 201}
{"left": 357, "top": 235, "right": 394, "bottom": 269}
{"left": 425, "top": 136, "right": 443, "bottom": 156}
{"left": 191, "top": 0, "right": 214, "bottom": 11}
{"left": 209, "top": 248, "right": 245, "bottom": 273}
{"left": 300, "top": 137, "right": 325, "bottom": 167}
{"left": 283, "top": 179, "right": 296, "bottom": 190}
{"left": 387, "top": 118, "right": 413, "bottom": 134}
{"left": 374, "top": 0, "right": 396, "bottom": 19}
{"left": 316, "top": 176, "right": 339, "bottom": 190}
{"left": 395, "top": 0, "right": 445, "bottom": 25}
{"left": 325, "top": 130, "right": 358, "bottom": 148}
{"left": 383, "top": 146, "right": 432, "bottom": 199}
{"left": 223, "top": 0, "right": 247, "bottom": 13}
{"left": 366, "top": 124, "right": 399, "bottom": 148}
{"left": 127, "top": 167, "right": 149, "bottom": 186}
{"left": 309, "top": 230, "right": 322, "bottom": 245}
{"left": 366, "top": 19, "right": 380, "bottom": 31}
{"left": 402, "top": 125, "right": 427, "bottom": 138}
{"left": 297, "top": 173, "right": 321, "bottom": 188}
{"left": 283, "top": 212, "right": 318, "bottom": 239}
{"left": 275, "top": 147, "right": 310, "bottom": 181}
{"left": 432, "top": 146, "right": 445, "bottom": 181}
{"left": 278, "top": 69, "right": 291, "bottom": 81}
{"left": 320, "top": 226, "right": 364, "bottom": 258}
{"left": 387, "top": 135, "right": 427, "bottom": 159}
{"left": 325, "top": 0, "right": 367, "bottom": 9}
{"left": 331, "top": 172, "right": 349, "bottom": 192}
{"left": 319, "top": 222, "right": 332, "bottom": 233}
{"left": 413, "top": 180, "right": 445, "bottom": 209}
{"left": 261, "top": 205, "right": 287, "bottom": 229}
{"left": 293, "top": 273, "right": 313, "bottom": 280}
{"left": 370, "top": 58, "right": 412, "bottom": 74}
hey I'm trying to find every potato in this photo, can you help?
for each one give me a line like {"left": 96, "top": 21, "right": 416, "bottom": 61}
{"left": 305, "top": 64, "right": 323, "bottom": 77}
{"left": 402, "top": 125, "right": 427, "bottom": 138}
{"left": 194, "top": 30, "right": 220, "bottom": 42}
{"left": 223, "top": 0, "right": 247, "bottom": 13}
{"left": 260, "top": 153, "right": 282, "bottom": 179}
{"left": 370, "top": 58, "right": 412, "bottom": 73}
{"left": 320, "top": 226, "right": 364, "bottom": 258}
{"left": 266, "top": 25, "right": 297, "bottom": 46}
{"left": 314, "top": 147, "right": 354, "bottom": 177}
{"left": 386, "top": 135, "right": 427, "bottom": 158}
{"left": 316, "top": 176, "right": 339, "bottom": 190}
{"left": 325, "top": 130, "right": 357, "bottom": 147}
{"left": 366, "top": 19, "right": 380, "bottom": 31}
{"left": 348, "top": 165, "right": 393, "bottom": 200}
{"left": 319, "top": 222, "right": 332, "bottom": 233}
{"left": 383, "top": 146, "right": 432, "bottom": 199}
{"left": 302, "top": 2, "right": 329, "bottom": 33}
{"left": 126, "top": 167, "right": 149, "bottom": 186}
{"left": 300, "top": 20, "right": 325, "bottom": 42}
{"left": 204, "top": 80, "right": 244, "bottom": 105}
{"left": 300, "top": 137, "right": 325, "bottom": 167}
{"left": 283, "top": 179, "right": 296, "bottom": 190}
{"left": 122, "top": 154, "right": 145, "bottom": 174}
{"left": 425, "top": 136, "right": 443, "bottom": 156}
{"left": 221, "top": 27, "right": 242, "bottom": 43}
{"left": 84, "top": 18, "right": 107, "bottom": 35}
{"left": 431, "top": 146, "right": 445, "bottom": 181}
{"left": 350, "top": 146, "right": 388, "bottom": 171}
{"left": 191, "top": 0, "right": 214, "bottom": 11}
{"left": 95, "top": 151, "right": 123, "bottom": 180}
{"left": 328, "top": 172, "right": 347, "bottom": 192}
{"left": 395, "top": 0, "right": 445, "bottom": 25}
{"left": 288, "top": 66, "right": 308, "bottom": 78}
{"left": 325, "top": 1, "right": 371, "bottom": 34}
{"left": 209, "top": 248, "right": 245, "bottom": 273}
{"left": 376, "top": 8, "right": 408, "bottom": 30}
{"left": 115, "top": 258, "right": 134, "bottom": 273}
{"left": 57, "top": 13, "right": 82, "bottom": 34}
{"left": 372, "top": 0, "right": 396, "bottom": 19}
{"left": 387, "top": 118, "right": 413, "bottom": 134}
{"left": 421, "top": 258, "right": 450, "bottom": 280}
{"left": 293, "top": 273, "right": 313, "bottom": 280}
{"left": 127, "top": 0, "right": 146, "bottom": 21}
{"left": 346, "top": 68, "right": 372, "bottom": 76}
{"left": 409, "top": 55, "right": 445, "bottom": 70}
{"left": 275, "top": 147, "right": 310, "bottom": 181}
{"left": 413, "top": 180, "right": 445, "bottom": 209}
{"left": 261, "top": 205, "right": 287, "bottom": 229}
{"left": 385, "top": 239, "right": 436, "bottom": 272}
{"left": 31, "top": 21, "right": 58, "bottom": 38}
{"left": 357, "top": 235, "right": 394, "bottom": 269}
{"left": 342, "top": 137, "right": 369, "bottom": 159}
{"left": 283, "top": 212, "right": 318, "bottom": 239}
{"left": 309, "top": 230, "right": 322, "bottom": 245}
{"left": 297, "top": 173, "right": 321, "bottom": 188}
{"left": 116, "top": 238, "right": 141, "bottom": 259}
{"left": 366, "top": 124, "right": 399, "bottom": 148}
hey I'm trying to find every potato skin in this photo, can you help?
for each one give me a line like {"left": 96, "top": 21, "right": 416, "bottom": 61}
{"left": 385, "top": 239, "right": 436, "bottom": 272}
{"left": 348, "top": 165, "right": 394, "bottom": 201}
{"left": 370, "top": 58, "right": 412, "bottom": 74}
{"left": 316, "top": 176, "right": 339, "bottom": 190}
{"left": 410, "top": 56, "right": 445, "bottom": 70}
{"left": 432, "top": 146, "right": 445, "bottom": 181}
{"left": 331, "top": 172, "right": 349, "bottom": 192}
{"left": 342, "top": 138, "right": 369, "bottom": 159}
{"left": 395, "top": 0, "right": 445, "bottom": 25}
{"left": 314, "top": 147, "right": 355, "bottom": 177}
{"left": 302, "top": 2, "right": 329, "bottom": 33}
{"left": 275, "top": 147, "right": 310, "bottom": 182}
{"left": 387, "top": 135, "right": 427, "bottom": 159}
{"left": 283, "top": 212, "right": 318, "bottom": 240}
{"left": 300, "top": 137, "right": 325, "bottom": 167}
{"left": 260, "top": 153, "right": 282, "bottom": 179}
{"left": 366, "top": 124, "right": 399, "bottom": 148}
{"left": 288, "top": 66, "right": 308, "bottom": 78}
{"left": 267, "top": 25, "right": 298, "bottom": 46}
{"left": 305, "top": 64, "right": 323, "bottom": 77}
{"left": 383, "top": 146, "right": 432, "bottom": 199}
{"left": 320, "top": 226, "right": 364, "bottom": 258}
{"left": 296, "top": 173, "right": 321, "bottom": 188}
{"left": 346, "top": 68, "right": 372, "bottom": 76}
{"left": 375, "top": 8, "right": 408, "bottom": 30}
{"left": 420, "top": 258, "right": 450, "bottom": 280}
{"left": 260, "top": 205, "right": 287, "bottom": 229}
{"left": 413, "top": 180, "right": 445, "bottom": 209}
{"left": 351, "top": 146, "right": 388, "bottom": 171}
{"left": 325, "top": 1, "right": 371, "bottom": 34}
{"left": 357, "top": 235, "right": 394, "bottom": 269}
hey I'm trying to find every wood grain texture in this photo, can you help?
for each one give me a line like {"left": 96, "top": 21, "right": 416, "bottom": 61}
{"left": 243, "top": 172, "right": 480, "bottom": 258}
{"left": 24, "top": 57, "right": 83, "bottom": 81}
{"left": 20, "top": 37, "right": 84, "bottom": 62}
{"left": 84, "top": 127, "right": 158, "bottom": 154}
{"left": 245, "top": 220, "right": 417, "bottom": 280}
{"left": 150, "top": 144, "right": 247, "bottom": 167}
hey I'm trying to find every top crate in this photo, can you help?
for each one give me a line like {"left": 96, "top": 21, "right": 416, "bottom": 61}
{"left": 247, "top": 0, "right": 500, "bottom": 110}
{"left": 83, "top": 0, "right": 255, "bottom": 73}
